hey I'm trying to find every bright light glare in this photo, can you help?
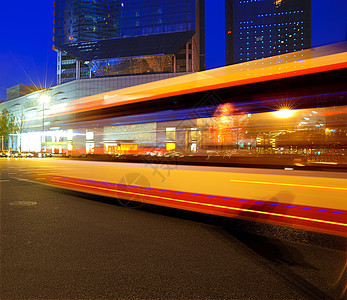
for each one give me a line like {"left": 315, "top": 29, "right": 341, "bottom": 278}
{"left": 40, "top": 95, "right": 50, "bottom": 104}
{"left": 21, "top": 132, "right": 42, "bottom": 152}
{"left": 274, "top": 108, "right": 295, "bottom": 118}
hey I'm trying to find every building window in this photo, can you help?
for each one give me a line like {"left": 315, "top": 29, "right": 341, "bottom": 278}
{"left": 166, "top": 127, "right": 176, "bottom": 141}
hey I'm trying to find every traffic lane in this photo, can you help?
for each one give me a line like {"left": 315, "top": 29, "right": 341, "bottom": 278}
{"left": 0, "top": 166, "right": 345, "bottom": 299}
{"left": 5, "top": 158, "right": 347, "bottom": 238}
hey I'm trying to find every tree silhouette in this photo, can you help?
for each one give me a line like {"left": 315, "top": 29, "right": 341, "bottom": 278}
{"left": 0, "top": 109, "right": 18, "bottom": 151}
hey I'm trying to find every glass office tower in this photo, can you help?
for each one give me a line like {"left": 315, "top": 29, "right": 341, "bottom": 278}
{"left": 54, "top": 0, "right": 121, "bottom": 45}
{"left": 54, "top": 0, "right": 203, "bottom": 84}
{"left": 120, "top": 0, "right": 195, "bottom": 37}
{"left": 225, "top": 0, "right": 311, "bottom": 65}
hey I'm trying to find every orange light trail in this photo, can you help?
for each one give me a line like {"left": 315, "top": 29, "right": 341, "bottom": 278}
{"left": 50, "top": 179, "right": 347, "bottom": 228}
{"left": 45, "top": 51, "right": 347, "bottom": 119}
{"left": 229, "top": 179, "right": 347, "bottom": 191}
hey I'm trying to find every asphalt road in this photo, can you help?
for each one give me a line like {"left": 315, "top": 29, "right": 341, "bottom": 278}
{"left": 1, "top": 159, "right": 346, "bottom": 299}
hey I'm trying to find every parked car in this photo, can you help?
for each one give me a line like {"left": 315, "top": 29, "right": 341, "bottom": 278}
{"left": 10, "top": 151, "right": 22, "bottom": 158}
{"left": 0, "top": 150, "right": 10, "bottom": 157}
{"left": 21, "top": 151, "right": 34, "bottom": 158}
{"left": 36, "top": 152, "right": 53, "bottom": 158}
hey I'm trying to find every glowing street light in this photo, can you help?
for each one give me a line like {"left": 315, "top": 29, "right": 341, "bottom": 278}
{"left": 273, "top": 108, "right": 295, "bottom": 118}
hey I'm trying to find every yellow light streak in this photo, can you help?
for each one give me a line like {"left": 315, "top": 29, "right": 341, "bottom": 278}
{"left": 50, "top": 179, "right": 347, "bottom": 228}
{"left": 44, "top": 50, "right": 347, "bottom": 118}
{"left": 229, "top": 179, "right": 347, "bottom": 191}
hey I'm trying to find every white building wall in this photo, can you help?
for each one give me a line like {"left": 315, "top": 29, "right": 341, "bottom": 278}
{"left": 0, "top": 73, "right": 189, "bottom": 151}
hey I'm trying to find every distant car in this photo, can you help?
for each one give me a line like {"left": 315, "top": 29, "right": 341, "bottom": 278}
{"left": 164, "top": 151, "right": 185, "bottom": 158}
{"left": 21, "top": 151, "right": 34, "bottom": 158}
{"left": 0, "top": 150, "right": 10, "bottom": 157}
{"left": 38, "top": 152, "right": 53, "bottom": 158}
{"left": 10, "top": 151, "right": 22, "bottom": 158}
{"left": 147, "top": 150, "right": 166, "bottom": 157}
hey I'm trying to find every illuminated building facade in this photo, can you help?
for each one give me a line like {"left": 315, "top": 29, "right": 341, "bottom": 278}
{"left": 54, "top": 0, "right": 204, "bottom": 84}
{"left": 225, "top": 0, "right": 311, "bottom": 65}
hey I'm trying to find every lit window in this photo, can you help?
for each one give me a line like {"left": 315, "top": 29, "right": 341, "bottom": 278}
{"left": 86, "top": 131, "right": 94, "bottom": 140}
{"left": 166, "top": 128, "right": 176, "bottom": 141}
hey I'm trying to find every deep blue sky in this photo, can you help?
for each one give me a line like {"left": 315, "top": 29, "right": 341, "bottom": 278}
{"left": 205, "top": 0, "right": 225, "bottom": 70}
{"left": 311, "top": 0, "right": 347, "bottom": 47}
{"left": 0, "top": 1, "right": 346, "bottom": 101}
{"left": 0, "top": 1, "right": 56, "bottom": 100}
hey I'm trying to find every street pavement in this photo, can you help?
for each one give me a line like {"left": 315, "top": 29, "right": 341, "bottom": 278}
{"left": 1, "top": 159, "right": 346, "bottom": 299}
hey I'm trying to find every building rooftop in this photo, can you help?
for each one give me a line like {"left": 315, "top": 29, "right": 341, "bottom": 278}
{"left": 6, "top": 84, "right": 44, "bottom": 101}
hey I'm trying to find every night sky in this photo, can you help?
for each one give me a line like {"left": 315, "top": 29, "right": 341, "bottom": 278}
{"left": 0, "top": 1, "right": 56, "bottom": 101}
{"left": 0, "top": 1, "right": 346, "bottom": 101}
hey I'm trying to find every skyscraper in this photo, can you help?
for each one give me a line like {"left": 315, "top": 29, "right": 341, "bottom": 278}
{"left": 54, "top": 0, "right": 121, "bottom": 45}
{"left": 54, "top": 0, "right": 204, "bottom": 84}
{"left": 225, "top": 0, "right": 311, "bottom": 65}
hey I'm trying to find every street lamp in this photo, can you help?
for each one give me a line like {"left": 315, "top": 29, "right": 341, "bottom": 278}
{"left": 39, "top": 94, "right": 50, "bottom": 152}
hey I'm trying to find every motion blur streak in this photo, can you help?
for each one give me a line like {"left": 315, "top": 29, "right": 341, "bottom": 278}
{"left": 51, "top": 178, "right": 347, "bottom": 228}
{"left": 13, "top": 157, "right": 342, "bottom": 238}
{"left": 45, "top": 44, "right": 347, "bottom": 118}
{"left": 229, "top": 179, "right": 347, "bottom": 191}
{"left": 7, "top": 44, "right": 347, "bottom": 240}
{"left": 4, "top": 155, "right": 347, "bottom": 238}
